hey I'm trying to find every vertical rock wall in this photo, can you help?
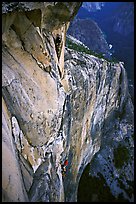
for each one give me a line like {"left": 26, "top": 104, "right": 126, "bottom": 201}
{"left": 2, "top": 2, "right": 134, "bottom": 202}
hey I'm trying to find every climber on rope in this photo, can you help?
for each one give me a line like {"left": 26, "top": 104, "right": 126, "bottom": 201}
{"left": 55, "top": 34, "right": 62, "bottom": 59}
{"left": 61, "top": 159, "right": 68, "bottom": 178}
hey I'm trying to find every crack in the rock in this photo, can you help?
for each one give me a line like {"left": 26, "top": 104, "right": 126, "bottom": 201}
{"left": 21, "top": 22, "right": 33, "bottom": 37}
{"left": 43, "top": 32, "right": 53, "bottom": 56}
{"left": 19, "top": 37, "right": 44, "bottom": 71}
{"left": 18, "top": 156, "right": 30, "bottom": 194}
{"left": 19, "top": 154, "right": 33, "bottom": 177}
{"left": 6, "top": 48, "right": 22, "bottom": 67}
{"left": 57, "top": 97, "right": 67, "bottom": 135}
{"left": 101, "top": 63, "right": 113, "bottom": 133}
{"left": 56, "top": 93, "right": 72, "bottom": 162}
{"left": 96, "top": 69, "right": 101, "bottom": 95}
{"left": 117, "top": 66, "right": 127, "bottom": 121}
{"left": 2, "top": 78, "right": 19, "bottom": 88}
{"left": 10, "top": 25, "right": 50, "bottom": 75}
{"left": 43, "top": 32, "right": 63, "bottom": 79}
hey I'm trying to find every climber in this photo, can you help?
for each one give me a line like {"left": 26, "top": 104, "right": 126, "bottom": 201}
{"left": 61, "top": 159, "right": 68, "bottom": 177}
{"left": 55, "top": 34, "right": 62, "bottom": 59}
{"left": 55, "top": 34, "right": 62, "bottom": 45}
{"left": 64, "top": 159, "right": 68, "bottom": 166}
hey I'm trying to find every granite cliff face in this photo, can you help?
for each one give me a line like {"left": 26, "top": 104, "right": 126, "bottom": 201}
{"left": 2, "top": 2, "right": 134, "bottom": 202}
{"left": 64, "top": 40, "right": 134, "bottom": 202}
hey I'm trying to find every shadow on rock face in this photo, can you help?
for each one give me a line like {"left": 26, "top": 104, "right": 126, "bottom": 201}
{"left": 77, "top": 163, "right": 129, "bottom": 202}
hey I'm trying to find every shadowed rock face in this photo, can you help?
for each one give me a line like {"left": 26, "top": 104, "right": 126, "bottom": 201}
{"left": 2, "top": 2, "right": 134, "bottom": 202}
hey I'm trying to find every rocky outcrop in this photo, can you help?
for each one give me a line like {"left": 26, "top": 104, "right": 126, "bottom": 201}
{"left": 2, "top": 2, "right": 134, "bottom": 202}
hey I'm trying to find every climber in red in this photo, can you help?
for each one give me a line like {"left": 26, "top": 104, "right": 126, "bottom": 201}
{"left": 64, "top": 159, "right": 68, "bottom": 166}
{"left": 61, "top": 159, "right": 68, "bottom": 177}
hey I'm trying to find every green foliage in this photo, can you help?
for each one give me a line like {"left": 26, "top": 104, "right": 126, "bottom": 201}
{"left": 66, "top": 38, "right": 119, "bottom": 63}
{"left": 113, "top": 144, "right": 129, "bottom": 169}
